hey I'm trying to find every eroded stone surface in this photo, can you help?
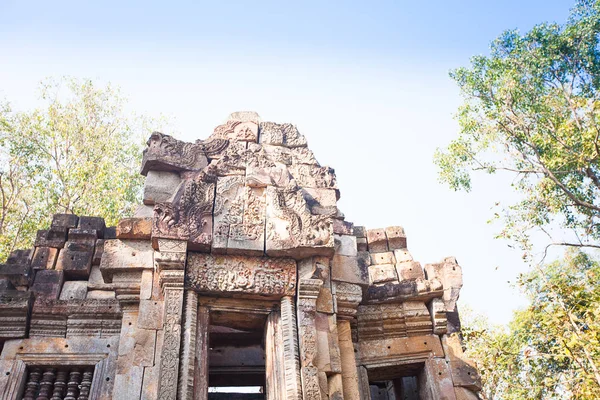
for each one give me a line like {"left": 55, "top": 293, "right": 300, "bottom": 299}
{"left": 186, "top": 253, "right": 296, "bottom": 299}
{"left": 0, "top": 113, "right": 482, "bottom": 400}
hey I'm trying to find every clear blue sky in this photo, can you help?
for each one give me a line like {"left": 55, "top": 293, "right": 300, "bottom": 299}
{"left": 0, "top": 0, "right": 576, "bottom": 323}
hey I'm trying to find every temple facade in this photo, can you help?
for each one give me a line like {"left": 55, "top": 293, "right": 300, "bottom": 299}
{"left": 0, "top": 112, "right": 481, "bottom": 399}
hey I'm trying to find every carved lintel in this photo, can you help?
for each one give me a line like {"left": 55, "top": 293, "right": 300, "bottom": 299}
{"left": 186, "top": 254, "right": 296, "bottom": 299}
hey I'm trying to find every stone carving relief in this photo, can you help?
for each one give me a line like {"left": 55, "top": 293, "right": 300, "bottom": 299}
{"left": 153, "top": 172, "right": 215, "bottom": 251}
{"left": 141, "top": 132, "right": 207, "bottom": 175}
{"left": 266, "top": 185, "right": 334, "bottom": 258}
{"left": 186, "top": 254, "right": 296, "bottom": 299}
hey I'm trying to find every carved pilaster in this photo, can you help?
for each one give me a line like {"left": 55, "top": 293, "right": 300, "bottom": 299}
{"left": 281, "top": 296, "right": 303, "bottom": 400}
{"left": 193, "top": 305, "right": 209, "bottom": 400}
{"left": 155, "top": 239, "right": 187, "bottom": 400}
{"left": 178, "top": 290, "right": 198, "bottom": 400}
{"left": 297, "top": 278, "right": 325, "bottom": 400}
{"left": 266, "top": 310, "right": 285, "bottom": 400}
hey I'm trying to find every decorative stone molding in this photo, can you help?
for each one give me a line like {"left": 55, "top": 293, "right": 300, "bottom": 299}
{"left": 186, "top": 253, "right": 296, "bottom": 299}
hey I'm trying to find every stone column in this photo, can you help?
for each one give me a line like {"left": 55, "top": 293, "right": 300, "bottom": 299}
{"left": 178, "top": 290, "right": 198, "bottom": 400}
{"left": 297, "top": 278, "right": 326, "bottom": 400}
{"left": 154, "top": 239, "right": 187, "bottom": 400}
{"left": 193, "top": 305, "right": 210, "bottom": 400}
{"left": 338, "top": 319, "right": 361, "bottom": 400}
{"left": 265, "top": 310, "right": 284, "bottom": 400}
{"left": 421, "top": 356, "right": 457, "bottom": 400}
{"left": 333, "top": 281, "right": 363, "bottom": 400}
{"left": 357, "top": 366, "right": 371, "bottom": 400}
{"left": 280, "top": 296, "right": 303, "bottom": 400}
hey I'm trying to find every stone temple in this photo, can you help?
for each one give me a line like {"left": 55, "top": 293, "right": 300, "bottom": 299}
{"left": 0, "top": 112, "right": 481, "bottom": 399}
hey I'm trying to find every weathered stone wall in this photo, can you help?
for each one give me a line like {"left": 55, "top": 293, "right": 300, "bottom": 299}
{"left": 0, "top": 112, "right": 481, "bottom": 399}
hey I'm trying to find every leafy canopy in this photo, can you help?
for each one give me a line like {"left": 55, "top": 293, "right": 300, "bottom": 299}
{"left": 463, "top": 251, "right": 600, "bottom": 399}
{"left": 0, "top": 77, "right": 152, "bottom": 260}
{"left": 435, "top": 0, "right": 600, "bottom": 250}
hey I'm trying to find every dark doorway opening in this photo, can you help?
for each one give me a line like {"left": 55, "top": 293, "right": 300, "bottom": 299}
{"left": 207, "top": 309, "right": 267, "bottom": 400}
{"left": 367, "top": 362, "right": 422, "bottom": 400}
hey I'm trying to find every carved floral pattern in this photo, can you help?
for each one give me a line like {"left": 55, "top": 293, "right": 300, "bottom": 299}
{"left": 186, "top": 254, "right": 296, "bottom": 297}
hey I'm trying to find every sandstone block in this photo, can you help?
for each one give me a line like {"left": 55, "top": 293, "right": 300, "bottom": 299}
{"left": 34, "top": 229, "right": 66, "bottom": 248}
{"left": 333, "top": 219, "right": 353, "bottom": 235}
{"left": 316, "top": 287, "right": 334, "bottom": 314}
{"left": 59, "top": 281, "right": 88, "bottom": 300}
{"left": 67, "top": 228, "right": 98, "bottom": 244}
{"left": 93, "top": 239, "right": 105, "bottom": 265}
{"left": 0, "top": 289, "right": 32, "bottom": 338}
{"left": 356, "top": 237, "right": 368, "bottom": 252}
{"left": 77, "top": 216, "right": 106, "bottom": 237}
{"left": 385, "top": 226, "right": 407, "bottom": 250}
{"left": 86, "top": 290, "right": 115, "bottom": 299}
{"left": 31, "top": 270, "right": 64, "bottom": 299}
{"left": 143, "top": 170, "right": 182, "bottom": 205}
{"left": 0, "top": 252, "right": 33, "bottom": 287}
{"left": 55, "top": 242, "right": 94, "bottom": 279}
{"left": 396, "top": 261, "right": 425, "bottom": 281}
{"left": 331, "top": 254, "right": 369, "bottom": 287}
{"left": 304, "top": 187, "right": 338, "bottom": 216}
{"left": 0, "top": 278, "right": 15, "bottom": 291}
{"left": 31, "top": 247, "right": 58, "bottom": 270}
{"left": 366, "top": 229, "right": 388, "bottom": 253}
{"left": 116, "top": 218, "right": 152, "bottom": 240}
{"left": 100, "top": 240, "right": 154, "bottom": 283}
{"left": 298, "top": 256, "right": 331, "bottom": 283}
{"left": 259, "top": 122, "right": 307, "bottom": 148}
{"left": 334, "top": 234, "right": 357, "bottom": 257}
{"left": 370, "top": 251, "right": 395, "bottom": 265}
{"left": 51, "top": 213, "right": 79, "bottom": 229}
{"left": 352, "top": 226, "right": 367, "bottom": 238}
{"left": 88, "top": 265, "right": 105, "bottom": 285}
{"left": 113, "top": 366, "right": 144, "bottom": 400}
{"left": 424, "top": 257, "right": 463, "bottom": 312}
{"left": 393, "top": 249, "right": 413, "bottom": 263}
{"left": 138, "top": 299, "right": 164, "bottom": 330}
{"left": 140, "top": 132, "right": 207, "bottom": 175}
{"left": 104, "top": 226, "right": 117, "bottom": 239}
{"left": 134, "top": 204, "right": 154, "bottom": 218}
{"left": 368, "top": 264, "right": 398, "bottom": 284}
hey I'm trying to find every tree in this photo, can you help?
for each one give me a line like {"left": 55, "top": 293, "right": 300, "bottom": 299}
{"left": 435, "top": 1, "right": 600, "bottom": 397}
{"left": 462, "top": 251, "right": 600, "bottom": 399}
{"left": 435, "top": 0, "right": 600, "bottom": 252}
{"left": 0, "top": 77, "right": 152, "bottom": 261}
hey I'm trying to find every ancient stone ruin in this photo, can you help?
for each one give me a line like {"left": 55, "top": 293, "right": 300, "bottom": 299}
{"left": 0, "top": 112, "right": 481, "bottom": 399}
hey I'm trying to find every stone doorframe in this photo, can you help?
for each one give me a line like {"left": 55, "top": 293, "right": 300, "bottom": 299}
{"left": 176, "top": 294, "right": 302, "bottom": 400}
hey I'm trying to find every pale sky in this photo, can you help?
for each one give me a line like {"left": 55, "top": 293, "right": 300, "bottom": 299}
{"left": 0, "top": 0, "right": 576, "bottom": 324}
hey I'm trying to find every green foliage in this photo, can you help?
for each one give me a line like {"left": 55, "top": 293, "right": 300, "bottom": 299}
{"left": 0, "top": 77, "right": 152, "bottom": 261}
{"left": 438, "top": 1, "right": 600, "bottom": 397}
{"left": 435, "top": 0, "right": 600, "bottom": 249}
{"left": 463, "top": 251, "right": 600, "bottom": 399}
